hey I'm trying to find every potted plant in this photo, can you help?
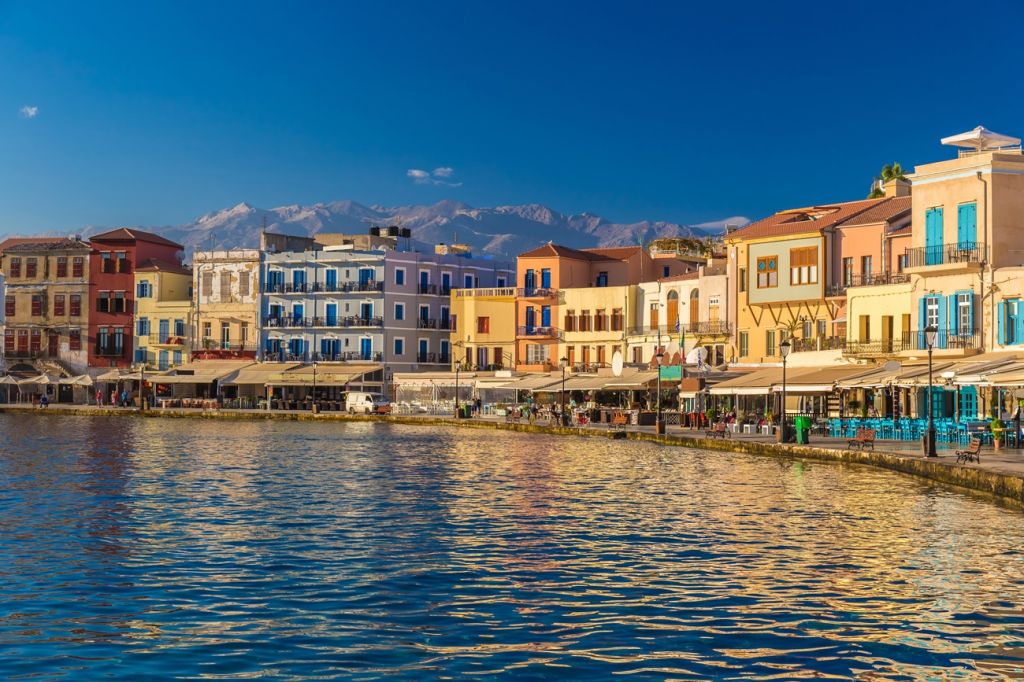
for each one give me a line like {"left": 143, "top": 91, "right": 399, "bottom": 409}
{"left": 991, "top": 418, "right": 1005, "bottom": 451}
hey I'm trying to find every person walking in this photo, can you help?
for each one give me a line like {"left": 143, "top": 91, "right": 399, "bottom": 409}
{"left": 120, "top": 388, "right": 129, "bottom": 408}
{"left": 39, "top": 393, "right": 49, "bottom": 408}
{"left": 96, "top": 389, "right": 104, "bottom": 407}
{"left": 110, "top": 389, "right": 118, "bottom": 407}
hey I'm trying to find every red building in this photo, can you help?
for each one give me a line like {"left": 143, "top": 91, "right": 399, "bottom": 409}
{"left": 88, "top": 228, "right": 183, "bottom": 369}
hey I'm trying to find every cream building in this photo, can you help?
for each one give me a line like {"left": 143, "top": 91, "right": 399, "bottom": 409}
{"left": 192, "top": 249, "right": 260, "bottom": 360}
{"left": 560, "top": 284, "right": 634, "bottom": 370}
{"left": 449, "top": 287, "right": 517, "bottom": 370}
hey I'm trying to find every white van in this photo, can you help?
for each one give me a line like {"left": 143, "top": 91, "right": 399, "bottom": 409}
{"left": 345, "top": 392, "right": 391, "bottom": 414}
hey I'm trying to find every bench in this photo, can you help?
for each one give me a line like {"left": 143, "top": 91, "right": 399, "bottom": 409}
{"left": 610, "top": 413, "right": 629, "bottom": 431}
{"left": 956, "top": 437, "right": 982, "bottom": 464}
{"left": 848, "top": 428, "right": 876, "bottom": 450}
{"left": 705, "top": 422, "right": 729, "bottom": 438}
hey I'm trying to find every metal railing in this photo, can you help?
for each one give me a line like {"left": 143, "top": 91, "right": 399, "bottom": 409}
{"left": 904, "top": 242, "right": 982, "bottom": 268}
{"left": 416, "top": 352, "right": 441, "bottom": 363}
{"left": 626, "top": 321, "right": 731, "bottom": 336}
{"left": 516, "top": 326, "right": 563, "bottom": 339}
{"left": 263, "top": 281, "right": 384, "bottom": 294}
{"left": 791, "top": 336, "right": 845, "bottom": 352}
{"left": 265, "top": 351, "right": 384, "bottom": 363}
{"left": 262, "top": 316, "right": 384, "bottom": 329}
{"left": 844, "top": 339, "right": 907, "bottom": 356}
{"left": 416, "top": 318, "right": 439, "bottom": 329}
{"left": 517, "top": 287, "right": 563, "bottom": 302}
{"left": 94, "top": 346, "right": 125, "bottom": 357}
{"left": 844, "top": 272, "right": 911, "bottom": 288}
{"left": 901, "top": 329, "right": 981, "bottom": 351}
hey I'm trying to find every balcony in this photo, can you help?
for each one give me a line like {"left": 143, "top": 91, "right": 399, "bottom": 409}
{"left": 263, "top": 281, "right": 384, "bottom": 294}
{"left": 682, "top": 321, "right": 731, "bottom": 336}
{"left": 418, "top": 283, "right": 438, "bottom": 295}
{"left": 791, "top": 336, "right": 845, "bottom": 353}
{"left": 844, "top": 339, "right": 907, "bottom": 357}
{"left": 94, "top": 345, "right": 125, "bottom": 357}
{"left": 416, "top": 352, "right": 441, "bottom": 363}
{"left": 901, "top": 329, "right": 981, "bottom": 353}
{"left": 517, "top": 287, "right": 562, "bottom": 302}
{"left": 264, "top": 351, "right": 384, "bottom": 363}
{"left": 416, "top": 318, "right": 439, "bottom": 329}
{"left": 262, "top": 316, "right": 384, "bottom": 329}
{"left": 152, "top": 335, "right": 188, "bottom": 347}
{"left": 904, "top": 242, "right": 983, "bottom": 273}
{"left": 846, "top": 272, "right": 911, "bottom": 288}
{"left": 516, "top": 326, "right": 563, "bottom": 340}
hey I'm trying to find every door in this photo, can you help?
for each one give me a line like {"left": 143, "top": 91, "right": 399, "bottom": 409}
{"left": 158, "top": 350, "right": 169, "bottom": 370}
{"left": 957, "top": 202, "right": 976, "bottom": 248}
{"left": 325, "top": 303, "right": 338, "bottom": 326}
{"left": 293, "top": 269, "right": 305, "bottom": 290}
{"left": 524, "top": 269, "right": 535, "bottom": 292}
{"left": 418, "top": 271, "right": 428, "bottom": 292}
{"left": 360, "top": 302, "right": 373, "bottom": 322}
{"left": 541, "top": 269, "right": 551, "bottom": 289}
{"left": 540, "top": 306, "right": 551, "bottom": 328}
{"left": 48, "top": 332, "right": 58, "bottom": 357}
{"left": 325, "top": 269, "right": 337, "bottom": 290}
{"left": 419, "top": 339, "right": 429, "bottom": 363}
{"left": 882, "top": 315, "right": 894, "bottom": 352}
{"left": 476, "top": 346, "right": 488, "bottom": 368}
{"left": 360, "top": 268, "right": 374, "bottom": 286}
{"left": 292, "top": 303, "right": 304, "bottom": 325}
{"left": 159, "top": 319, "right": 169, "bottom": 342}
{"left": 442, "top": 272, "right": 451, "bottom": 294}
{"left": 525, "top": 307, "right": 535, "bottom": 331}
{"left": 360, "top": 337, "right": 372, "bottom": 360}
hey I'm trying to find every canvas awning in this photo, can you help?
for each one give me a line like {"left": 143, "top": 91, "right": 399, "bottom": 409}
{"left": 770, "top": 366, "right": 874, "bottom": 393}
{"left": 710, "top": 368, "right": 783, "bottom": 396}
{"left": 153, "top": 361, "right": 256, "bottom": 385}
{"left": 18, "top": 374, "right": 59, "bottom": 385}
{"left": 835, "top": 365, "right": 906, "bottom": 389}
{"left": 222, "top": 363, "right": 302, "bottom": 386}
{"left": 533, "top": 375, "right": 611, "bottom": 392}
{"left": 505, "top": 374, "right": 563, "bottom": 391}
{"left": 270, "top": 364, "right": 380, "bottom": 387}
{"left": 96, "top": 369, "right": 145, "bottom": 382}
{"left": 0, "top": 375, "right": 20, "bottom": 386}
{"left": 59, "top": 374, "right": 94, "bottom": 386}
{"left": 602, "top": 370, "right": 660, "bottom": 389}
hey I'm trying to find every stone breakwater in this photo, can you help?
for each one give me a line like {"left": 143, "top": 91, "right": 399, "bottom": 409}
{"left": 3, "top": 405, "right": 1022, "bottom": 508}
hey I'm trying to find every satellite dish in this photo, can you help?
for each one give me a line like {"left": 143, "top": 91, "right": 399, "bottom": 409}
{"left": 686, "top": 346, "right": 708, "bottom": 365}
{"left": 883, "top": 360, "right": 902, "bottom": 372}
{"left": 611, "top": 350, "right": 624, "bottom": 377}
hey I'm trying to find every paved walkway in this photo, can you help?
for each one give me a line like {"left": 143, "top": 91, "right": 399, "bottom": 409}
{"left": 7, "top": 402, "right": 1024, "bottom": 484}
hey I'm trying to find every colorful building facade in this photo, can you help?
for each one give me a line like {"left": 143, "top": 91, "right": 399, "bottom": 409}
{"left": 192, "top": 249, "right": 261, "bottom": 360}
{"left": 134, "top": 259, "right": 193, "bottom": 370}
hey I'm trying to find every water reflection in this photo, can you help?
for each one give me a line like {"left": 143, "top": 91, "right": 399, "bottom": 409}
{"left": 1, "top": 415, "right": 1023, "bottom": 679}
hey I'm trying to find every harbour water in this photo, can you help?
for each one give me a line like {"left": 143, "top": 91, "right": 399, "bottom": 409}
{"left": 1, "top": 414, "right": 1023, "bottom": 679}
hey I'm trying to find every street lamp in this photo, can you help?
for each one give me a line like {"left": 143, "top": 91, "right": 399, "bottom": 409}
{"left": 655, "top": 349, "right": 665, "bottom": 434}
{"left": 560, "top": 356, "right": 568, "bottom": 426}
{"left": 780, "top": 338, "right": 791, "bottom": 443}
{"left": 925, "top": 324, "right": 938, "bottom": 457}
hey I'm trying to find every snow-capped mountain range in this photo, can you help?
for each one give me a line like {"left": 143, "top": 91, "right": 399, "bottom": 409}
{"left": 80, "top": 200, "right": 749, "bottom": 258}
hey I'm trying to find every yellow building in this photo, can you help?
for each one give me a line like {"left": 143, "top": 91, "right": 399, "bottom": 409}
{"left": 134, "top": 259, "right": 192, "bottom": 370}
{"left": 560, "top": 284, "right": 634, "bottom": 370}
{"left": 192, "top": 249, "right": 260, "bottom": 360}
{"left": 450, "top": 287, "right": 517, "bottom": 369}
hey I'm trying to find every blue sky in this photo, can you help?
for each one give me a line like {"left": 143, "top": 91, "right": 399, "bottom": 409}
{"left": 2, "top": 1, "right": 1023, "bottom": 236}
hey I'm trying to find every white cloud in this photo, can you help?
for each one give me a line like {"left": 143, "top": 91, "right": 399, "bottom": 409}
{"left": 407, "top": 166, "right": 462, "bottom": 187}
{"left": 19, "top": 105, "right": 38, "bottom": 119}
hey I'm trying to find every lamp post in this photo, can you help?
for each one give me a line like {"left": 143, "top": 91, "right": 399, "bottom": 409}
{"left": 311, "top": 360, "right": 318, "bottom": 413}
{"left": 560, "top": 356, "right": 568, "bottom": 426}
{"left": 780, "top": 339, "right": 791, "bottom": 442}
{"left": 925, "top": 324, "right": 938, "bottom": 457}
{"left": 655, "top": 350, "right": 665, "bottom": 434}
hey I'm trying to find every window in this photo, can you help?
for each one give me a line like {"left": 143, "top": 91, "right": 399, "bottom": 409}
{"left": 97, "top": 291, "right": 110, "bottom": 313}
{"left": 596, "top": 271, "right": 609, "bottom": 287}
{"left": 477, "top": 316, "right": 490, "bottom": 333}
{"left": 202, "top": 272, "right": 214, "bottom": 297}
{"left": 464, "top": 274, "right": 474, "bottom": 288}
{"left": 9, "top": 257, "right": 20, "bottom": 277}
{"left": 595, "top": 310, "right": 607, "bottom": 332}
{"left": 137, "top": 317, "right": 150, "bottom": 336}
{"left": 739, "top": 268, "right": 746, "bottom": 293}
{"left": 496, "top": 276, "right": 507, "bottom": 288}
{"left": 394, "top": 338, "right": 405, "bottom": 355}
{"left": 926, "top": 296, "right": 939, "bottom": 330}
{"left": 957, "top": 292, "right": 973, "bottom": 334}
{"left": 611, "top": 308, "right": 623, "bottom": 332}
{"left": 101, "top": 252, "right": 114, "bottom": 273}
{"left": 220, "top": 271, "right": 232, "bottom": 300}
{"left": 580, "top": 311, "right": 592, "bottom": 332}
{"left": 789, "top": 247, "right": 818, "bottom": 285}
{"left": 860, "top": 255, "right": 873, "bottom": 278}
{"left": 4, "top": 296, "right": 14, "bottom": 316}
{"left": 221, "top": 323, "right": 231, "bottom": 348}
{"left": 137, "top": 280, "right": 152, "bottom": 298}
{"left": 240, "top": 323, "right": 249, "bottom": 345}
{"left": 739, "top": 332, "right": 749, "bottom": 357}
{"left": 663, "top": 265, "right": 671, "bottom": 278}
{"left": 56, "top": 257, "right": 68, "bottom": 278}
{"left": 72, "top": 257, "right": 84, "bottom": 277}
{"left": 113, "top": 291, "right": 126, "bottom": 313}
{"left": 173, "top": 350, "right": 182, "bottom": 365}
{"left": 116, "top": 252, "right": 130, "bottom": 273}
{"left": 957, "top": 201, "right": 977, "bottom": 247}
{"left": 239, "top": 272, "right": 251, "bottom": 297}
{"left": 842, "top": 257, "right": 854, "bottom": 286}
{"left": 802, "top": 319, "right": 812, "bottom": 338}
{"left": 70, "top": 295, "right": 81, "bottom": 317}
{"left": 69, "top": 329, "right": 81, "bottom": 351}
{"left": 564, "top": 310, "right": 576, "bottom": 332}
{"left": 526, "top": 343, "right": 549, "bottom": 364}
{"left": 765, "top": 329, "right": 776, "bottom": 357}
{"left": 54, "top": 294, "right": 65, "bottom": 316}
{"left": 540, "top": 269, "right": 552, "bottom": 289}
{"left": 31, "top": 295, "right": 42, "bottom": 317}
{"left": 203, "top": 322, "right": 212, "bottom": 339}
{"left": 756, "top": 256, "right": 778, "bottom": 288}
{"left": 897, "top": 254, "right": 908, "bottom": 273}
{"left": 3, "top": 331, "right": 12, "bottom": 354}
{"left": 394, "top": 303, "right": 405, "bottom": 321}
{"left": 816, "top": 319, "right": 826, "bottom": 338}
{"left": 174, "top": 319, "right": 185, "bottom": 337}
{"left": 395, "top": 268, "right": 405, "bottom": 286}
{"left": 26, "top": 258, "right": 38, "bottom": 278}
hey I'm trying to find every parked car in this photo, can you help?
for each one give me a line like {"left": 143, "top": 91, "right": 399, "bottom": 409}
{"left": 345, "top": 392, "right": 391, "bottom": 414}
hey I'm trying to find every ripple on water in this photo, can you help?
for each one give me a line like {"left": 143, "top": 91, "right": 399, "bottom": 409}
{"left": 1, "top": 415, "right": 1023, "bottom": 680}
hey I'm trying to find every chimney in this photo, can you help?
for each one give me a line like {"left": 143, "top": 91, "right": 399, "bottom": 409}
{"left": 884, "top": 177, "right": 911, "bottom": 198}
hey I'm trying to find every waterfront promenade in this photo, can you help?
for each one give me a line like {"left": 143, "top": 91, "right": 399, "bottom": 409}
{"left": 5, "top": 402, "right": 1024, "bottom": 506}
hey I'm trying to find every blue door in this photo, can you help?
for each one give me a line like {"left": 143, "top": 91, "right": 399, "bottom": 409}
{"left": 158, "top": 350, "right": 169, "bottom": 370}
{"left": 325, "top": 303, "right": 338, "bottom": 326}
{"left": 525, "top": 306, "right": 535, "bottom": 331}
{"left": 321, "top": 338, "right": 339, "bottom": 360}
{"left": 290, "top": 337, "right": 305, "bottom": 359}
{"left": 419, "top": 271, "right": 429, "bottom": 291}
{"left": 524, "top": 269, "right": 535, "bottom": 292}
{"left": 360, "top": 302, "right": 373, "bottom": 321}
{"left": 957, "top": 202, "right": 976, "bottom": 248}
{"left": 360, "top": 268, "right": 374, "bottom": 286}
{"left": 325, "top": 269, "right": 337, "bottom": 290}
{"left": 541, "top": 268, "right": 551, "bottom": 289}
{"left": 925, "top": 207, "right": 944, "bottom": 265}
{"left": 442, "top": 272, "right": 451, "bottom": 294}
{"left": 292, "top": 303, "right": 304, "bottom": 325}
{"left": 419, "top": 339, "right": 428, "bottom": 362}
{"left": 541, "top": 305, "right": 551, "bottom": 327}
{"left": 268, "top": 270, "right": 284, "bottom": 292}
{"left": 158, "top": 319, "right": 169, "bottom": 341}
{"left": 360, "top": 337, "right": 372, "bottom": 360}
{"left": 293, "top": 269, "right": 306, "bottom": 290}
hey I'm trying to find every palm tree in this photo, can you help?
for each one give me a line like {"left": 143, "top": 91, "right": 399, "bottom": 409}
{"left": 868, "top": 163, "right": 907, "bottom": 198}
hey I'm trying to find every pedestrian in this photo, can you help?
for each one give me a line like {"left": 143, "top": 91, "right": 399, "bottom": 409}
{"left": 110, "top": 389, "right": 118, "bottom": 407}
{"left": 96, "top": 389, "right": 104, "bottom": 407}
{"left": 120, "top": 389, "right": 129, "bottom": 408}
{"left": 39, "top": 393, "right": 49, "bottom": 408}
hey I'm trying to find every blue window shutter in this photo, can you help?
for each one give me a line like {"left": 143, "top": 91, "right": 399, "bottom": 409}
{"left": 957, "top": 202, "right": 977, "bottom": 246}
{"left": 967, "top": 293, "right": 975, "bottom": 335}
{"left": 918, "top": 296, "right": 927, "bottom": 328}
{"left": 937, "top": 296, "right": 948, "bottom": 348}
{"left": 947, "top": 294, "right": 958, "bottom": 335}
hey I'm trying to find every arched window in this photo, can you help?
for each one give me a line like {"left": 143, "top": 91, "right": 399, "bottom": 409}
{"left": 689, "top": 288, "right": 700, "bottom": 326}
{"left": 666, "top": 290, "right": 679, "bottom": 332}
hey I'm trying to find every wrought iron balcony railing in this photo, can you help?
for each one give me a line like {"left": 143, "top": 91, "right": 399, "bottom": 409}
{"left": 904, "top": 242, "right": 982, "bottom": 269}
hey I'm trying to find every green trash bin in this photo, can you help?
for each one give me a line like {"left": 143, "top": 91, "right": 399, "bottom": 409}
{"left": 794, "top": 415, "right": 811, "bottom": 445}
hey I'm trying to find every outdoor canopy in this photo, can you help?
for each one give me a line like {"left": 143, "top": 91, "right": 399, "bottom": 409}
{"left": 941, "top": 126, "right": 1021, "bottom": 150}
